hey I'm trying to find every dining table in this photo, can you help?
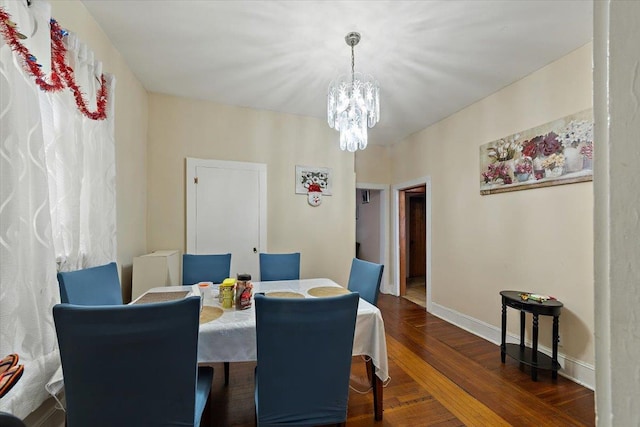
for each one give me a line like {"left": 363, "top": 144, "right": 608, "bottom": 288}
{"left": 155, "top": 277, "right": 388, "bottom": 420}
{"left": 47, "top": 278, "right": 389, "bottom": 420}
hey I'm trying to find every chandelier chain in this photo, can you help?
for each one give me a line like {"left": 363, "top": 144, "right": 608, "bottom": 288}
{"left": 351, "top": 42, "right": 355, "bottom": 86}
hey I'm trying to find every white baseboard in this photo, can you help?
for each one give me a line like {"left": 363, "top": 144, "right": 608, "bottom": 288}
{"left": 430, "top": 301, "right": 595, "bottom": 390}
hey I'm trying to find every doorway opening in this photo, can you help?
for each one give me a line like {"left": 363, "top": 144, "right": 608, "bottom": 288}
{"left": 355, "top": 183, "right": 389, "bottom": 293}
{"left": 399, "top": 186, "right": 426, "bottom": 306}
{"left": 393, "top": 177, "right": 431, "bottom": 310}
{"left": 355, "top": 189, "right": 382, "bottom": 263}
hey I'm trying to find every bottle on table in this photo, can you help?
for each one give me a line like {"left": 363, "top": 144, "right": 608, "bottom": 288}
{"left": 236, "top": 274, "right": 253, "bottom": 310}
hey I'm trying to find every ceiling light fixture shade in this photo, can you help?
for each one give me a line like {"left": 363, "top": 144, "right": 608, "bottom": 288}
{"left": 327, "top": 32, "right": 380, "bottom": 152}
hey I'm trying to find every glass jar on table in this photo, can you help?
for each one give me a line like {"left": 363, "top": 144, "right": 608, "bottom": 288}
{"left": 236, "top": 274, "right": 252, "bottom": 309}
{"left": 219, "top": 278, "right": 236, "bottom": 309}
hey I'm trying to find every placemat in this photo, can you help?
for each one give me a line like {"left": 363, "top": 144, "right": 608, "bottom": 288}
{"left": 200, "top": 306, "right": 224, "bottom": 323}
{"left": 307, "top": 286, "right": 350, "bottom": 297}
{"left": 266, "top": 291, "right": 305, "bottom": 298}
{"left": 133, "top": 291, "right": 189, "bottom": 304}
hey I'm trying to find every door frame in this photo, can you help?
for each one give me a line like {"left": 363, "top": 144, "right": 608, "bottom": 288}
{"left": 186, "top": 157, "right": 267, "bottom": 255}
{"left": 355, "top": 182, "right": 390, "bottom": 294}
{"left": 393, "top": 176, "right": 432, "bottom": 311}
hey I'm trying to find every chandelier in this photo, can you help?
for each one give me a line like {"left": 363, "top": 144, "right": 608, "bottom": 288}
{"left": 327, "top": 32, "right": 380, "bottom": 152}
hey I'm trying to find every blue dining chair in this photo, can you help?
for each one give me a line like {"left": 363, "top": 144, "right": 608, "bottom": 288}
{"left": 183, "top": 253, "right": 232, "bottom": 385}
{"left": 347, "top": 258, "right": 384, "bottom": 399}
{"left": 53, "top": 297, "right": 212, "bottom": 427}
{"left": 347, "top": 258, "right": 384, "bottom": 306}
{"left": 57, "top": 262, "right": 122, "bottom": 305}
{"left": 182, "top": 253, "right": 231, "bottom": 285}
{"left": 259, "top": 252, "right": 300, "bottom": 281}
{"left": 254, "top": 292, "right": 359, "bottom": 427}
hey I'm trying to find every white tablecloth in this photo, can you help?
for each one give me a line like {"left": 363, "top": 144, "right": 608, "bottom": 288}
{"left": 46, "top": 278, "right": 390, "bottom": 402}
{"left": 195, "top": 278, "right": 389, "bottom": 382}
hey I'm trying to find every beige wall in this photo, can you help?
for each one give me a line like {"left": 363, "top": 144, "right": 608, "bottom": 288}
{"left": 50, "top": 1, "right": 149, "bottom": 287}
{"left": 380, "top": 43, "right": 594, "bottom": 368}
{"left": 355, "top": 145, "right": 391, "bottom": 184}
{"left": 147, "top": 94, "right": 355, "bottom": 286}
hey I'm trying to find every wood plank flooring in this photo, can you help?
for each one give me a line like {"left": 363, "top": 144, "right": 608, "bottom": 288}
{"left": 207, "top": 294, "right": 595, "bottom": 426}
{"left": 403, "top": 276, "right": 426, "bottom": 307}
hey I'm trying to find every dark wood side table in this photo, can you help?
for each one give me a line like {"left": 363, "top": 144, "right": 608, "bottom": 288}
{"left": 500, "top": 290, "right": 563, "bottom": 381}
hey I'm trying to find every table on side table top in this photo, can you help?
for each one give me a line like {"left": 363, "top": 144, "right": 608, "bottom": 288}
{"left": 500, "top": 290, "right": 564, "bottom": 381}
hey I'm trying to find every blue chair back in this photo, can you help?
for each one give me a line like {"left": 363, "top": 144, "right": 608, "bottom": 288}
{"left": 0, "top": 412, "right": 26, "bottom": 427}
{"left": 254, "top": 292, "right": 358, "bottom": 427}
{"left": 182, "top": 253, "right": 231, "bottom": 285}
{"left": 347, "top": 258, "right": 384, "bottom": 306}
{"left": 0, "top": 412, "right": 25, "bottom": 427}
{"left": 53, "top": 297, "right": 211, "bottom": 427}
{"left": 57, "top": 262, "right": 122, "bottom": 305}
{"left": 259, "top": 252, "right": 300, "bottom": 281}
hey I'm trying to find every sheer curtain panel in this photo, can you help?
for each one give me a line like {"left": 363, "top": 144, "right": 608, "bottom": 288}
{"left": 41, "top": 35, "right": 117, "bottom": 271}
{"left": 0, "top": 0, "right": 116, "bottom": 418}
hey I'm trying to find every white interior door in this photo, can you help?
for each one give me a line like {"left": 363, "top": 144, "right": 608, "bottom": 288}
{"left": 186, "top": 158, "right": 267, "bottom": 280}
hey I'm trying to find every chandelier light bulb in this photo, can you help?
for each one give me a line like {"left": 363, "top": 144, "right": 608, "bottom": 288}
{"left": 327, "top": 32, "right": 380, "bottom": 152}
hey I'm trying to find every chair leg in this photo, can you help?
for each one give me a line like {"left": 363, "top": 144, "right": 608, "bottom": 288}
{"left": 224, "top": 362, "right": 230, "bottom": 386}
{"left": 202, "top": 389, "right": 212, "bottom": 427}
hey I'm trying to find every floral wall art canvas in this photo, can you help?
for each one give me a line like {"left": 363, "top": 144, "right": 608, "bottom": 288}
{"left": 480, "top": 109, "right": 593, "bottom": 195}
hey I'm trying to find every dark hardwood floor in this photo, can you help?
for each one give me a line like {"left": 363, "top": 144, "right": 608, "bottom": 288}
{"left": 206, "top": 294, "right": 595, "bottom": 426}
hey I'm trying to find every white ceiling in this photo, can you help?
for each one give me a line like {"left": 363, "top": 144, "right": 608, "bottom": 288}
{"left": 80, "top": 0, "right": 593, "bottom": 146}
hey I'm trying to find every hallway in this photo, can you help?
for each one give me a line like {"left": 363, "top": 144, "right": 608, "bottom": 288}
{"left": 403, "top": 275, "right": 426, "bottom": 307}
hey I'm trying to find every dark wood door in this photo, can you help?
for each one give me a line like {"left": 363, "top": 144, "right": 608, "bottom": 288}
{"left": 409, "top": 195, "right": 426, "bottom": 277}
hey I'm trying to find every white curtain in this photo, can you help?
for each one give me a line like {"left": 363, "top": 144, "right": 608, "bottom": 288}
{"left": 41, "top": 34, "right": 117, "bottom": 271}
{"left": 0, "top": 0, "right": 116, "bottom": 418}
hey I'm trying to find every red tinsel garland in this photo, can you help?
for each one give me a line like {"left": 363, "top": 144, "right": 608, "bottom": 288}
{"left": 0, "top": 7, "right": 108, "bottom": 120}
